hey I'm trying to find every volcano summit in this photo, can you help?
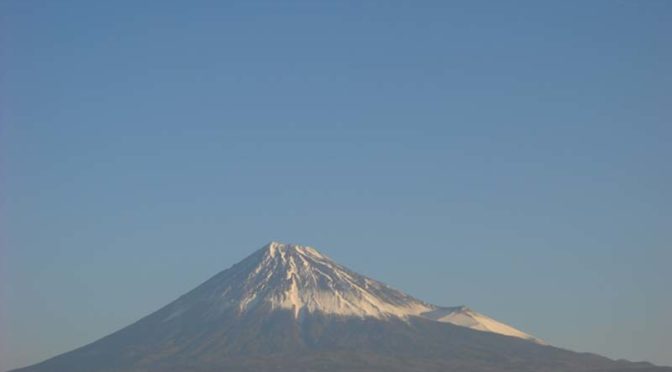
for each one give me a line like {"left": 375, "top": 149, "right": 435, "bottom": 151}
{"left": 12, "top": 242, "right": 670, "bottom": 372}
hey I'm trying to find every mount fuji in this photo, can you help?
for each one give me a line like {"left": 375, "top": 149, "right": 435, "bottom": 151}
{"left": 12, "top": 242, "right": 671, "bottom": 372}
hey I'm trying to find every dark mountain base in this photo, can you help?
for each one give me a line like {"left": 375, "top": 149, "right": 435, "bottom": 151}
{"left": 12, "top": 310, "right": 671, "bottom": 372}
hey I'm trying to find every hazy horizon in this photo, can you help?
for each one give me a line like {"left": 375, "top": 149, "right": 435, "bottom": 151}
{"left": 2, "top": 1, "right": 670, "bottom": 371}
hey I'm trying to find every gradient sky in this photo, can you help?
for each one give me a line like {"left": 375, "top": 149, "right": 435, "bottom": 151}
{"left": 1, "top": 1, "right": 671, "bottom": 370}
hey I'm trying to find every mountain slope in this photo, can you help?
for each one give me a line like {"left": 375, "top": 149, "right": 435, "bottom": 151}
{"left": 11, "top": 242, "right": 671, "bottom": 372}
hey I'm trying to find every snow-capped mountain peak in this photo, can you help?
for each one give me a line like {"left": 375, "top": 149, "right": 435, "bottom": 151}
{"left": 218, "top": 241, "right": 434, "bottom": 318}
{"left": 14, "top": 241, "right": 661, "bottom": 372}
{"left": 165, "top": 242, "right": 540, "bottom": 343}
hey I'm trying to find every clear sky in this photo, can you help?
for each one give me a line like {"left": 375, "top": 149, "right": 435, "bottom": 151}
{"left": 1, "top": 1, "right": 670, "bottom": 370}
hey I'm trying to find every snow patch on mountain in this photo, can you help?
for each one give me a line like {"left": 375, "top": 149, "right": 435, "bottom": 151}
{"left": 421, "top": 306, "right": 544, "bottom": 343}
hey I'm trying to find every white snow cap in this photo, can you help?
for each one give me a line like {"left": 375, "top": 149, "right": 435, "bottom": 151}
{"left": 178, "top": 241, "right": 542, "bottom": 343}
{"left": 241, "top": 241, "right": 434, "bottom": 319}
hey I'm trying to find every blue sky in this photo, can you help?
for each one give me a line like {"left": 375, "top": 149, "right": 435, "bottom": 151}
{"left": 1, "top": 0, "right": 670, "bottom": 370}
